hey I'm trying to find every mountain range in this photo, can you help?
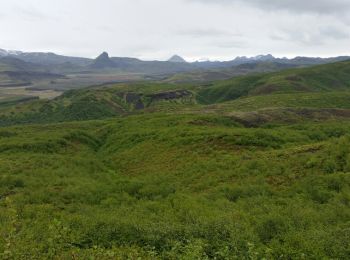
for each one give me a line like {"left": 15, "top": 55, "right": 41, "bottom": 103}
{"left": 1, "top": 48, "right": 349, "bottom": 75}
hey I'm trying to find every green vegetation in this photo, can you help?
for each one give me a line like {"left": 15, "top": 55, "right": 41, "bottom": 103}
{"left": 0, "top": 82, "right": 198, "bottom": 126}
{"left": 1, "top": 115, "right": 350, "bottom": 259}
{"left": 1, "top": 60, "right": 350, "bottom": 259}
{"left": 198, "top": 60, "right": 350, "bottom": 104}
{"left": 219, "top": 91, "right": 350, "bottom": 111}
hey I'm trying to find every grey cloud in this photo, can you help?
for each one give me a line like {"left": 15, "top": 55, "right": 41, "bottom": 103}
{"left": 270, "top": 25, "right": 349, "bottom": 47}
{"left": 177, "top": 28, "right": 242, "bottom": 38}
{"left": 320, "top": 27, "right": 349, "bottom": 40}
{"left": 97, "top": 26, "right": 116, "bottom": 33}
{"left": 216, "top": 40, "right": 247, "bottom": 49}
{"left": 269, "top": 34, "right": 285, "bottom": 41}
{"left": 269, "top": 31, "right": 318, "bottom": 45}
{"left": 14, "top": 5, "right": 51, "bottom": 21}
{"left": 1, "top": 0, "right": 349, "bottom": 60}
{"left": 188, "top": 0, "right": 350, "bottom": 14}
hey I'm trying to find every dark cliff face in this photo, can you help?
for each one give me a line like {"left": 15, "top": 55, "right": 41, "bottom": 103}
{"left": 147, "top": 90, "right": 191, "bottom": 101}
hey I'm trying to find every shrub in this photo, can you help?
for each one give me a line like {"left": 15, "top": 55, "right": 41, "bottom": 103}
{"left": 257, "top": 215, "right": 289, "bottom": 244}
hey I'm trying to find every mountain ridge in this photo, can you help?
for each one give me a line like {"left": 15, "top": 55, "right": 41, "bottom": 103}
{"left": 1, "top": 47, "right": 349, "bottom": 67}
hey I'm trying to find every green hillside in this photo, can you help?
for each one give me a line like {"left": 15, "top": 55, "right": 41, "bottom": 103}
{"left": 3, "top": 60, "right": 350, "bottom": 127}
{"left": 1, "top": 113, "right": 350, "bottom": 259}
{"left": 197, "top": 60, "right": 350, "bottom": 104}
{"left": 1, "top": 60, "right": 350, "bottom": 258}
{"left": 0, "top": 82, "right": 197, "bottom": 126}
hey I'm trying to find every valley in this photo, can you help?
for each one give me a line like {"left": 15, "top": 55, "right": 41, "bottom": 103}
{"left": 0, "top": 55, "right": 350, "bottom": 258}
{"left": 2, "top": 0, "right": 350, "bottom": 258}
{"left": 1, "top": 49, "right": 349, "bottom": 109}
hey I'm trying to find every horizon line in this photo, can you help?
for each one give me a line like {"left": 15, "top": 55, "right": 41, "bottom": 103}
{"left": 1, "top": 47, "right": 349, "bottom": 63}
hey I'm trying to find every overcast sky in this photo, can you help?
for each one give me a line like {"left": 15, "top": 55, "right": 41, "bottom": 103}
{"left": 0, "top": 0, "right": 350, "bottom": 61}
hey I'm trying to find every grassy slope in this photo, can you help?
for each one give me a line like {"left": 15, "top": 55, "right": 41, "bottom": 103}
{"left": 1, "top": 61, "right": 350, "bottom": 258}
{"left": 1, "top": 114, "right": 350, "bottom": 259}
{"left": 217, "top": 91, "right": 350, "bottom": 111}
{"left": 0, "top": 82, "right": 197, "bottom": 126}
{"left": 2, "top": 60, "right": 350, "bottom": 127}
{"left": 197, "top": 60, "right": 350, "bottom": 104}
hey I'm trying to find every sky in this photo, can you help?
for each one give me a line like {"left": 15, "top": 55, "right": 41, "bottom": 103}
{"left": 0, "top": 0, "right": 349, "bottom": 61}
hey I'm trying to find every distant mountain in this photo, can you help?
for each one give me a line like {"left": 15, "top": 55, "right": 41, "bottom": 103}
{"left": 281, "top": 56, "right": 350, "bottom": 65}
{"left": 168, "top": 55, "right": 187, "bottom": 63}
{"left": 233, "top": 54, "right": 275, "bottom": 63}
{"left": 165, "top": 61, "right": 299, "bottom": 83}
{"left": 193, "top": 54, "right": 350, "bottom": 70}
{"left": 16, "top": 52, "right": 91, "bottom": 66}
{"left": 0, "top": 56, "right": 43, "bottom": 72}
{"left": 0, "top": 56, "right": 65, "bottom": 87}
{"left": 0, "top": 48, "right": 90, "bottom": 66}
{"left": 0, "top": 48, "right": 23, "bottom": 56}
{"left": 228, "top": 54, "right": 349, "bottom": 66}
{"left": 0, "top": 49, "right": 8, "bottom": 56}
{"left": 0, "top": 47, "right": 349, "bottom": 76}
{"left": 90, "top": 52, "right": 115, "bottom": 69}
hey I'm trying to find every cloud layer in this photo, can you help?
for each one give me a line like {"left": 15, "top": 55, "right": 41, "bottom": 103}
{"left": 189, "top": 0, "right": 350, "bottom": 14}
{"left": 0, "top": 0, "right": 349, "bottom": 60}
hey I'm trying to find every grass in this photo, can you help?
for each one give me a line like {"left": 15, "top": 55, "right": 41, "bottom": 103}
{"left": 218, "top": 91, "right": 350, "bottom": 111}
{"left": 197, "top": 60, "right": 350, "bottom": 104}
{"left": 0, "top": 114, "right": 350, "bottom": 258}
{"left": 3, "top": 60, "right": 350, "bottom": 126}
{"left": 1, "top": 60, "right": 350, "bottom": 258}
{"left": 0, "top": 82, "right": 198, "bottom": 126}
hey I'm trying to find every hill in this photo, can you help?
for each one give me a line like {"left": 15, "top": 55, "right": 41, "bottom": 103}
{"left": 0, "top": 59, "right": 350, "bottom": 258}
{"left": 197, "top": 60, "right": 350, "bottom": 104}
{"left": 0, "top": 57, "right": 65, "bottom": 87}
{"left": 0, "top": 82, "right": 198, "bottom": 126}
{"left": 3, "top": 60, "right": 350, "bottom": 126}
{"left": 1, "top": 111, "right": 350, "bottom": 258}
{"left": 0, "top": 56, "right": 49, "bottom": 74}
